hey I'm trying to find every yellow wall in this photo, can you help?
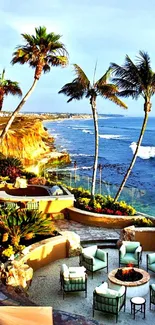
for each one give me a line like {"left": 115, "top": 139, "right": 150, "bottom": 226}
{"left": 39, "top": 199, "right": 74, "bottom": 214}
{"left": 67, "top": 207, "right": 144, "bottom": 229}
{"left": 21, "top": 236, "right": 67, "bottom": 271}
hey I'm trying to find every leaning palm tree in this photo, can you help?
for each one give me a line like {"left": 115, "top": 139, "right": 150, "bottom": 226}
{"left": 111, "top": 51, "right": 155, "bottom": 202}
{"left": 0, "top": 69, "right": 22, "bottom": 111}
{"left": 59, "top": 64, "right": 127, "bottom": 196}
{"left": 0, "top": 26, "right": 68, "bottom": 140}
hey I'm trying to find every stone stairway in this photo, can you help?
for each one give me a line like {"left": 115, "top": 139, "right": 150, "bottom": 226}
{"left": 81, "top": 238, "right": 118, "bottom": 249}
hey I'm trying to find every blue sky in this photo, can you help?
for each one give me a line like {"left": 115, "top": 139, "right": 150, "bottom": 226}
{"left": 1, "top": 0, "right": 155, "bottom": 116}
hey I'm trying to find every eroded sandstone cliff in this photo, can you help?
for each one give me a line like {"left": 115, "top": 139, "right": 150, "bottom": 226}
{"left": 0, "top": 117, "right": 70, "bottom": 173}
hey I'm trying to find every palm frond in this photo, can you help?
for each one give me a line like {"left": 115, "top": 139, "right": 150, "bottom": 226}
{"left": 73, "top": 64, "right": 90, "bottom": 88}
{"left": 117, "top": 90, "right": 139, "bottom": 99}
{"left": 104, "top": 94, "right": 128, "bottom": 109}
{"left": 11, "top": 26, "right": 69, "bottom": 73}
{"left": 95, "top": 67, "right": 112, "bottom": 87}
{"left": 97, "top": 83, "right": 118, "bottom": 96}
{"left": 59, "top": 81, "right": 86, "bottom": 102}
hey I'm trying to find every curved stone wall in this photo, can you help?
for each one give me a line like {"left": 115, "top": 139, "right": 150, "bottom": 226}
{"left": 67, "top": 207, "right": 145, "bottom": 229}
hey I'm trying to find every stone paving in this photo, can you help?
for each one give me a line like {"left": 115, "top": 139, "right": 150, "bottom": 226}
{"left": 53, "top": 219, "right": 121, "bottom": 242}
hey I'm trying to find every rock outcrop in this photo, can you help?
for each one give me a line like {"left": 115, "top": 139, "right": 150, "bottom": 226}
{"left": 0, "top": 117, "right": 70, "bottom": 173}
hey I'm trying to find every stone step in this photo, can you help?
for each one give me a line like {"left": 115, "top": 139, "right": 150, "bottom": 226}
{"left": 81, "top": 238, "right": 118, "bottom": 249}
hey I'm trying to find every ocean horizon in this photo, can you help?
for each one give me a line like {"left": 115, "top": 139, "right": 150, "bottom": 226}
{"left": 44, "top": 116, "right": 155, "bottom": 216}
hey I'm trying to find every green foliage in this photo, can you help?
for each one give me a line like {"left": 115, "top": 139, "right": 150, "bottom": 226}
{"left": 0, "top": 156, "right": 24, "bottom": 182}
{"left": 42, "top": 180, "right": 136, "bottom": 216}
{"left": 0, "top": 208, "right": 53, "bottom": 247}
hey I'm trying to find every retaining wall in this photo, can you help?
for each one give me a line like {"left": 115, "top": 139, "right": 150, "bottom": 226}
{"left": 67, "top": 207, "right": 145, "bottom": 229}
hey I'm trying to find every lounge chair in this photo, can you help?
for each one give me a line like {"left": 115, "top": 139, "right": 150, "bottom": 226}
{"left": 60, "top": 264, "right": 87, "bottom": 299}
{"left": 147, "top": 253, "right": 155, "bottom": 273}
{"left": 93, "top": 281, "right": 126, "bottom": 323}
{"left": 79, "top": 245, "right": 108, "bottom": 278}
{"left": 119, "top": 241, "right": 142, "bottom": 268}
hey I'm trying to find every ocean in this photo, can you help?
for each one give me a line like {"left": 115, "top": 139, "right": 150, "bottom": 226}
{"left": 43, "top": 116, "right": 155, "bottom": 216}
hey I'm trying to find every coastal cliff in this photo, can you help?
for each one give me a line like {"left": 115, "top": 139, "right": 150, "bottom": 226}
{"left": 0, "top": 117, "right": 70, "bottom": 174}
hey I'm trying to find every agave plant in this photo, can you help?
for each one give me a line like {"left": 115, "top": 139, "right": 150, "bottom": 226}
{"left": 0, "top": 208, "right": 53, "bottom": 248}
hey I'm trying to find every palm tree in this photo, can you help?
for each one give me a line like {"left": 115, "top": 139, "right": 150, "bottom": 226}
{"left": 111, "top": 51, "right": 155, "bottom": 202}
{"left": 59, "top": 64, "right": 127, "bottom": 196}
{"left": 0, "top": 26, "right": 68, "bottom": 140}
{"left": 0, "top": 69, "right": 22, "bottom": 111}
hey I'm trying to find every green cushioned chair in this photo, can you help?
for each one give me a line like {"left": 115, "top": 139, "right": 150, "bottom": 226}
{"left": 147, "top": 253, "right": 155, "bottom": 273}
{"left": 60, "top": 264, "right": 87, "bottom": 299}
{"left": 150, "top": 284, "right": 155, "bottom": 309}
{"left": 119, "top": 241, "right": 142, "bottom": 268}
{"left": 93, "top": 282, "right": 126, "bottom": 323}
{"left": 79, "top": 245, "right": 108, "bottom": 279}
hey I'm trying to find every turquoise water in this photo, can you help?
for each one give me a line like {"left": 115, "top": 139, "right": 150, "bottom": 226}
{"left": 44, "top": 116, "right": 155, "bottom": 216}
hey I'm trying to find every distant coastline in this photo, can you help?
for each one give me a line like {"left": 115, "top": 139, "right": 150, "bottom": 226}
{"left": 0, "top": 111, "right": 125, "bottom": 122}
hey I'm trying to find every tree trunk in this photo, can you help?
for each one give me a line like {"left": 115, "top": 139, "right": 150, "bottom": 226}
{"left": 90, "top": 96, "right": 99, "bottom": 197}
{"left": 114, "top": 107, "right": 149, "bottom": 202}
{"left": 0, "top": 90, "right": 4, "bottom": 111}
{"left": 0, "top": 78, "right": 38, "bottom": 141}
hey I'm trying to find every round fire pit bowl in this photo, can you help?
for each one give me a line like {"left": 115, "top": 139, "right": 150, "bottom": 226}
{"left": 108, "top": 267, "right": 150, "bottom": 298}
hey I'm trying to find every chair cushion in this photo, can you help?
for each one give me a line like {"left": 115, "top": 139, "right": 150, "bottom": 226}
{"left": 120, "top": 253, "right": 138, "bottom": 265}
{"left": 148, "top": 253, "right": 155, "bottom": 264}
{"left": 95, "top": 282, "right": 108, "bottom": 294}
{"left": 95, "top": 249, "right": 106, "bottom": 261}
{"left": 69, "top": 266, "right": 86, "bottom": 273}
{"left": 123, "top": 241, "right": 140, "bottom": 253}
{"left": 96, "top": 287, "right": 119, "bottom": 298}
{"left": 92, "top": 258, "right": 107, "bottom": 271}
{"left": 115, "top": 286, "right": 125, "bottom": 297}
{"left": 83, "top": 245, "right": 97, "bottom": 257}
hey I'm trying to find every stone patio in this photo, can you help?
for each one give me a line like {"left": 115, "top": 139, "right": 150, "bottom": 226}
{"left": 28, "top": 219, "right": 155, "bottom": 325}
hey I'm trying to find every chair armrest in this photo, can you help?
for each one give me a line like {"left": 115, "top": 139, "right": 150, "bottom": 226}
{"left": 148, "top": 253, "right": 155, "bottom": 264}
{"left": 83, "top": 253, "right": 95, "bottom": 265}
{"left": 134, "top": 246, "right": 142, "bottom": 258}
{"left": 119, "top": 245, "right": 126, "bottom": 258}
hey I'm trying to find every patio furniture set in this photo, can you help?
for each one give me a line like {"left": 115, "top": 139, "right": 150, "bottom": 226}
{"left": 60, "top": 241, "right": 155, "bottom": 322}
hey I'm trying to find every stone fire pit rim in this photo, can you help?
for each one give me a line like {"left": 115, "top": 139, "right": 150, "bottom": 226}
{"left": 108, "top": 267, "right": 150, "bottom": 287}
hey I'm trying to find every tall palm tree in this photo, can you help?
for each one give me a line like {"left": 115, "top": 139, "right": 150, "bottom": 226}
{"left": 111, "top": 51, "right": 155, "bottom": 202}
{"left": 1, "top": 26, "right": 68, "bottom": 140}
{"left": 59, "top": 64, "right": 127, "bottom": 196}
{"left": 0, "top": 69, "right": 22, "bottom": 111}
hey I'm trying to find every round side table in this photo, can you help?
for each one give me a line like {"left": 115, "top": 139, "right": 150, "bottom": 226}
{"left": 130, "top": 296, "right": 146, "bottom": 319}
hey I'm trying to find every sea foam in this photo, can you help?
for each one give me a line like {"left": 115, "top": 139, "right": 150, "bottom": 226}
{"left": 130, "top": 142, "right": 155, "bottom": 159}
{"left": 99, "top": 134, "right": 122, "bottom": 139}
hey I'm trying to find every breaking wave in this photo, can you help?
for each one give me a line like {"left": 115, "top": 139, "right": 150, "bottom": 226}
{"left": 82, "top": 129, "right": 93, "bottom": 134}
{"left": 99, "top": 134, "right": 124, "bottom": 139}
{"left": 70, "top": 153, "right": 93, "bottom": 157}
{"left": 130, "top": 142, "right": 155, "bottom": 159}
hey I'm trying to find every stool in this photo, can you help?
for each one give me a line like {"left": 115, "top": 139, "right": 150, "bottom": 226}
{"left": 130, "top": 296, "right": 146, "bottom": 319}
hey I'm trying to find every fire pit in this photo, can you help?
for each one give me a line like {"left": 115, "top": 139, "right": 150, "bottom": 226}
{"left": 115, "top": 267, "right": 143, "bottom": 282}
{"left": 108, "top": 267, "right": 150, "bottom": 298}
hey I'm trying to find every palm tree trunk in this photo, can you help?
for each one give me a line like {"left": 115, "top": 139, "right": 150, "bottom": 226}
{"left": 0, "top": 91, "right": 4, "bottom": 111}
{"left": 114, "top": 109, "right": 149, "bottom": 202}
{"left": 90, "top": 96, "right": 99, "bottom": 197}
{"left": 0, "top": 78, "right": 38, "bottom": 141}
